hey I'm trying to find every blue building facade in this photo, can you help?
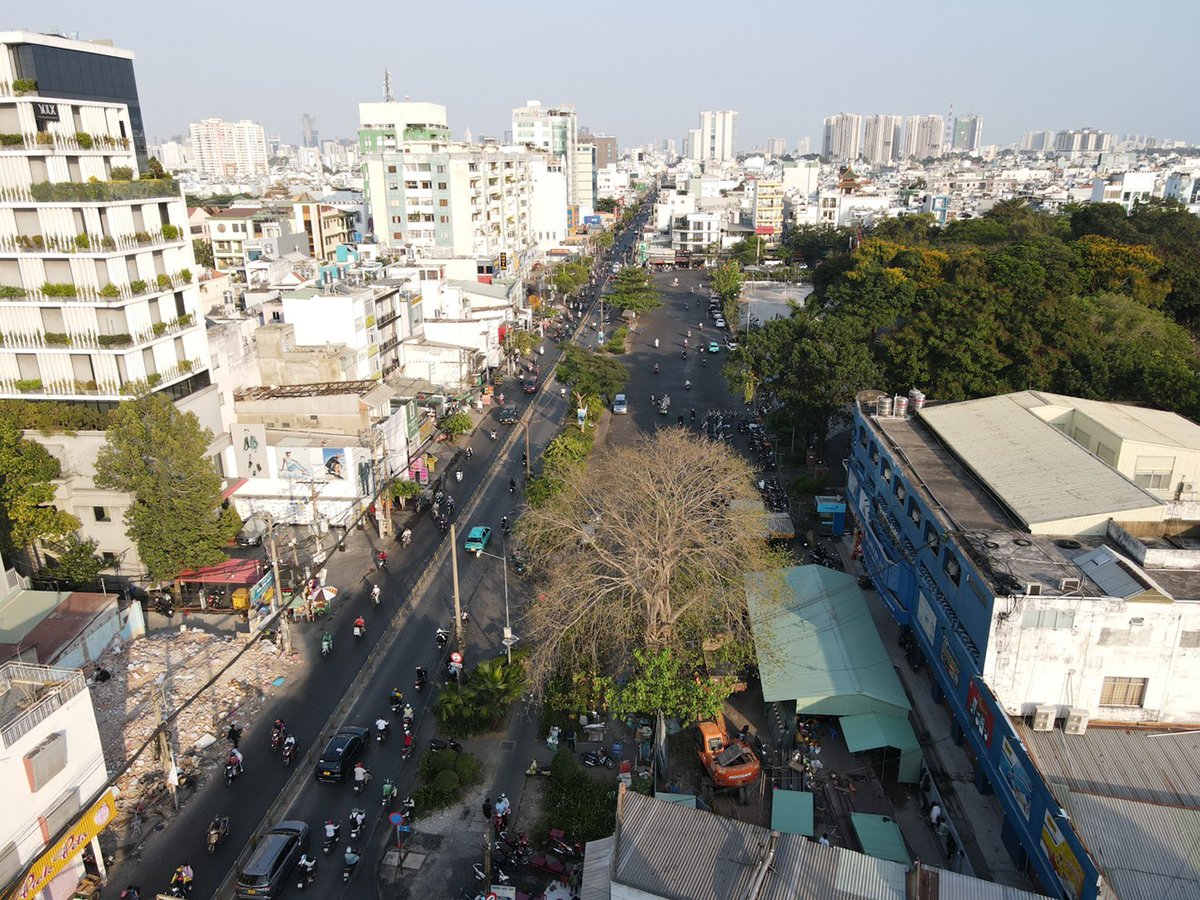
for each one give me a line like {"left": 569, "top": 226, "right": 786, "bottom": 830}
{"left": 847, "top": 402, "right": 1101, "bottom": 900}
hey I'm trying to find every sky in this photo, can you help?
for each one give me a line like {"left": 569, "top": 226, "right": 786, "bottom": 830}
{"left": 12, "top": 0, "right": 1200, "bottom": 151}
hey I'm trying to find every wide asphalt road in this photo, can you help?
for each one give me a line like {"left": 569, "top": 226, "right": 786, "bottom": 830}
{"left": 108, "top": 205, "right": 652, "bottom": 899}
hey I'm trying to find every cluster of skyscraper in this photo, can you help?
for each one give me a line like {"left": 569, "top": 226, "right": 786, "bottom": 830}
{"left": 685, "top": 110, "right": 738, "bottom": 163}
{"left": 822, "top": 112, "right": 983, "bottom": 163}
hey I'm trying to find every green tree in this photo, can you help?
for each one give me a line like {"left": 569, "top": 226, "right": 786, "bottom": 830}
{"left": 595, "top": 198, "right": 618, "bottom": 213}
{"left": 93, "top": 393, "right": 235, "bottom": 582}
{"left": 710, "top": 261, "right": 745, "bottom": 325}
{"left": 392, "top": 479, "right": 422, "bottom": 508}
{"left": 555, "top": 345, "right": 627, "bottom": 399}
{"left": 41, "top": 535, "right": 109, "bottom": 586}
{"left": 440, "top": 412, "right": 473, "bottom": 441}
{"left": 592, "top": 229, "right": 615, "bottom": 251}
{"left": 610, "top": 647, "right": 726, "bottom": 721}
{"left": 142, "top": 156, "right": 168, "bottom": 179}
{"left": 0, "top": 417, "right": 80, "bottom": 560}
{"left": 608, "top": 267, "right": 662, "bottom": 313}
{"left": 730, "top": 236, "right": 772, "bottom": 266}
{"left": 192, "top": 238, "right": 215, "bottom": 269}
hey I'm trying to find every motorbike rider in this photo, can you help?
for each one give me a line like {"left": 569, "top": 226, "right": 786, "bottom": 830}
{"left": 415, "top": 665, "right": 428, "bottom": 686}
{"left": 389, "top": 686, "right": 404, "bottom": 709}
{"left": 119, "top": 887, "right": 141, "bottom": 900}
{"left": 685, "top": 380, "right": 691, "bottom": 391}
{"left": 321, "top": 631, "right": 333, "bottom": 653}
{"left": 272, "top": 718, "right": 287, "bottom": 741}
{"left": 170, "top": 863, "right": 193, "bottom": 893}
{"left": 353, "top": 761, "right": 370, "bottom": 788}
{"left": 489, "top": 428, "right": 497, "bottom": 441}
{"left": 653, "top": 363, "right": 659, "bottom": 374}
{"left": 349, "top": 807, "right": 367, "bottom": 833}
{"left": 402, "top": 728, "right": 415, "bottom": 755}
{"left": 282, "top": 733, "right": 296, "bottom": 758}
{"left": 297, "top": 853, "right": 317, "bottom": 881}
{"left": 401, "top": 528, "right": 412, "bottom": 546}
{"left": 402, "top": 703, "right": 415, "bottom": 726}
{"left": 509, "top": 477, "right": 517, "bottom": 494}
{"left": 325, "top": 819, "right": 340, "bottom": 842}
{"left": 344, "top": 845, "right": 361, "bottom": 869}
{"left": 654, "top": 337, "right": 659, "bottom": 348}
{"left": 435, "top": 626, "right": 449, "bottom": 648}
{"left": 500, "top": 515, "right": 509, "bottom": 533}
{"left": 353, "top": 615, "right": 366, "bottom": 637}
{"left": 370, "top": 584, "right": 381, "bottom": 604}
{"left": 376, "top": 550, "right": 388, "bottom": 569}
{"left": 227, "top": 746, "right": 244, "bottom": 775}
{"left": 375, "top": 715, "right": 390, "bottom": 739}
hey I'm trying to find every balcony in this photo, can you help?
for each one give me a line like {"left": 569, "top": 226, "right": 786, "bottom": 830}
{"left": 1, "top": 178, "right": 182, "bottom": 204}
{"left": 0, "top": 358, "right": 203, "bottom": 399}
{"left": 0, "top": 131, "right": 132, "bottom": 153}
{"left": 0, "top": 271, "right": 194, "bottom": 304}
{"left": 0, "top": 227, "right": 184, "bottom": 255}
{"left": 0, "top": 661, "right": 85, "bottom": 748}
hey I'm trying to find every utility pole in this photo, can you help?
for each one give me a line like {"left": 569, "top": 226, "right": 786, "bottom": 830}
{"left": 371, "top": 423, "right": 393, "bottom": 539}
{"left": 154, "top": 675, "right": 179, "bottom": 811}
{"left": 264, "top": 516, "right": 293, "bottom": 654}
{"left": 450, "top": 523, "right": 463, "bottom": 650}
{"left": 524, "top": 425, "right": 532, "bottom": 480}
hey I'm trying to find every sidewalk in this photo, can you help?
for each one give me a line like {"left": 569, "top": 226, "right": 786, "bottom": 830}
{"left": 835, "top": 537, "right": 1037, "bottom": 891}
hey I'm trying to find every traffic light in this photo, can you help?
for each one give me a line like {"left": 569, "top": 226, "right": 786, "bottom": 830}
{"left": 499, "top": 253, "right": 508, "bottom": 269}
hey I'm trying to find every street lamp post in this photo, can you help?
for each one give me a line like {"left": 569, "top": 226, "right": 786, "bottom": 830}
{"left": 477, "top": 542, "right": 513, "bottom": 664}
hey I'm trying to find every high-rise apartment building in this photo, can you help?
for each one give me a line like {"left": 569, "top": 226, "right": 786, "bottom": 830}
{"left": 301, "top": 113, "right": 319, "bottom": 149}
{"left": 512, "top": 101, "right": 579, "bottom": 205}
{"left": 573, "top": 143, "right": 597, "bottom": 215}
{"left": 579, "top": 133, "right": 617, "bottom": 170}
{"left": 765, "top": 137, "right": 787, "bottom": 158}
{"left": 0, "top": 30, "right": 149, "bottom": 168}
{"left": 188, "top": 117, "right": 269, "bottom": 179}
{"left": 822, "top": 113, "right": 862, "bottom": 161}
{"left": 951, "top": 114, "right": 984, "bottom": 152}
{"left": 0, "top": 32, "right": 212, "bottom": 409}
{"left": 1020, "top": 130, "right": 1057, "bottom": 152}
{"left": 902, "top": 115, "right": 944, "bottom": 159}
{"left": 1053, "top": 128, "right": 1113, "bottom": 154}
{"left": 686, "top": 127, "right": 702, "bottom": 161}
{"left": 750, "top": 180, "right": 784, "bottom": 247}
{"left": 696, "top": 110, "right": 737, "bottom": 162}
{"left": 862, "top": 115, "right": 903, "bottom": 164}
{"left": 796, "top": 136, "right": 812, "bottom": 156}
{"left": 360, "top": 101, "right": 536, "bottom": 264}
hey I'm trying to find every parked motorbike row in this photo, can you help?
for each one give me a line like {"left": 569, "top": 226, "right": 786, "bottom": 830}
{"left": 757, "top": 476, "right": 790, "bottom": 513}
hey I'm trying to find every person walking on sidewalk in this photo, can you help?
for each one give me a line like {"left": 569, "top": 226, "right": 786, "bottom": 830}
{"left": 482, "top": 797, "right": 493, "bottom": 824}
{"left": 226, "top": 722, "right": 241, "bottom": 749}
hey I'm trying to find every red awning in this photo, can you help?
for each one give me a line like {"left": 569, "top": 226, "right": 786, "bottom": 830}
{"left": 221, "top": 477, "right": 247, "bottom": 500}
{"left": 175, "top": 557, "right": 265, "bottom": 585}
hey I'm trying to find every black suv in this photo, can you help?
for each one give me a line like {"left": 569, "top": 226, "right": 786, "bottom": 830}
{"left": 314, "top": 725, "right": 369, "bottom": 782}
{"left": 235, "top": 820, "right": 309, "bottom": 898}
{"left": 498, "top": 405, "right": 518, "bottom": 424}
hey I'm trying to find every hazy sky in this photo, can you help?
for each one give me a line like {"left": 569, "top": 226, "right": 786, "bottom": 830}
{"left": 14, "top": 0, "right": 1199, "bottom": 150}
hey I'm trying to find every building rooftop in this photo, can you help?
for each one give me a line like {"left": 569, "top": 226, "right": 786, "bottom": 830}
{"left": 0, "top": 660, "right": 86, "bottom": 748}
{"left": 0, "top": 592, "right": 116, "bottom": 666}
{"left": 1013, "top": 391, "right": 1200, "bottom": 452}
{"left": 235, "top": 381, "right": 381, "bottom": 401}
{"left": 918, "top": 394, "right": 1163, "bottom": 531}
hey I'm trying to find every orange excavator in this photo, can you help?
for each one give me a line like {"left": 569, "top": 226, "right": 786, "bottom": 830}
{"left": 697, "top": 719, "right": 761, "bottom": 788}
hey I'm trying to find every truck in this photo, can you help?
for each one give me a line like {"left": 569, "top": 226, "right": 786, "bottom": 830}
{"left": 696, "top": 720, "right": 761, "bottom": 788}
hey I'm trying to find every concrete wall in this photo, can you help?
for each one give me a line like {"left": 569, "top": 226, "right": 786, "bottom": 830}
{"left": 985, "top": 592, "right": 1200, "bottom": 723}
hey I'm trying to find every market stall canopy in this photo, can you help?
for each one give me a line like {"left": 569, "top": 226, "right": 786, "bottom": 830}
{"left": 175, "top": 558, "right": 265, "bottom": 586}
{"left": 745, "top": 565, "right": 911, "bottom": 718}
{"left": 850, "top": 813, "right": 912, "bottom": 869}
{"left": 839, "top": 712, "right": 921, "bottom": 784}
{"left": 771, "top": 788, "right": 814, "bottom": 836}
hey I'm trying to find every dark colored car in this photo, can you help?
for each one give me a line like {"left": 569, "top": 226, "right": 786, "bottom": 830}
{"left": 314, "top": 725, "right": 370, "bottom": 782}
{"left": 523, "top": 378, "right": 539, "bottom": 394}
{"left": 498, "top": 405, "right": 519, "bottom": 424}
{"left": 235, "top": 820, "right": 309, "bottom": 898}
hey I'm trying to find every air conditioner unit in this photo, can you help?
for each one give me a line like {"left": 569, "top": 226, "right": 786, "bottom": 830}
{"left": 1025, "top": 583, "right": 1042, "bottom": 596}
{"left": 1064, "top": 708, "right": 1089, "bottom": 735}
{"left": 1032, "top": 704, "right": 1057, "bottom": 732}
{"left": 1059, "top": 577, "right": 1082, "bottom": 592}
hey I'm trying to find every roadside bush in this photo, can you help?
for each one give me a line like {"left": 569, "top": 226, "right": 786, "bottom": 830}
{"left": 603, "top": 326, "right": 628, "bottom": 354}
{"left": 410, "top": 750, "right": 482, "bottom": 818}
{"left": 440, "top": 412, "right": 473, "bottom": 440}
{"left": 543, "top": 750, "right": 616, "bottom": 842}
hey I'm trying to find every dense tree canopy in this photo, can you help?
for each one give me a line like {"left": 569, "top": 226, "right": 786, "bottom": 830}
{"left": 731, "top": 200, "right": 1200, "bottom": 435}
{"left": 94, "top": 393, "right": 238, "bottom": 582}
{"left": 0, "top": 416, "right": 80, "bottom": 561}
{"left": 607, "top": 267, "right": 662, "bottom": 313}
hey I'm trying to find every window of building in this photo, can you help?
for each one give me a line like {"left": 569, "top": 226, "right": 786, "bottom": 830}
{"left": 93, "top": 506, "right": 110, "bottom": 522}
{"left": 907, "top": 497, "right": 921, "bottom": 526}
{"left": 387, "top": 165, "right": 397, "bottom": 173}
{"left": 439, "top": 199, "right": 448, "bottom": 207}
{"left": 1180, "top": 631, "right": 1200, "bottom": 649}
{"left": 894, "top": 479, "right": 906, "bottom": 501}
{"left": 1133, "top": 456, "right": 1175, "bottom": 490}
{"left": 405, "top": 181, "right": 418, "bottom": 189}
{"left": 942, "top": 550, "right": 961, "bottom": 587}
{"left": 439, "top": 216, "right": 449, "bottom": 223}
{"left": 392, "top": 232, "right": 403, "bottom": 240}
{"left": 1023, "top": 609, "right": 1075, "bottom": 629}
{"left": 1100, "top": 676, "right": 1147, "bottom": 708}
{"left": 437, "top": 182, "right": 447, "bottom": 190}
{"left": 420, "top": 181, "right": 432, "bottom": 190}
{"left": 858, "top": 427, "right": 868, "bottom": 449}
{"left": 882, "top": 467, "right": 891, "bottom": 484}
{"left": 437, "top": 165, "right": 446, "bottom": 173}
{"left": 870, "top": 443, "right": 879, "bottom": 465}
{"left": 925, "top": 523, "right": 941, "bottom": 556}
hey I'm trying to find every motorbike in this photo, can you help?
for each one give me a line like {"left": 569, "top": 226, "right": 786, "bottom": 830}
{"left": 526, "top": 759, "right": 552, "bottom": 777}
{"left": 430, "top": 736, "right": 463, "bottom": 753}
{"left": 270, "top": 728, "right": 283, "bottom": 753}
{"left": 549, "top": 828, "right": 584, "bottom": 858}
{"left": 371, "top": 587, "right": 381, "bottom": 609}
{"left": 348, "top": 809, "right": 367, "bottom": 840}
{"left": 295, "top": 857, "right": 317, "bottom": 890}
{"left": 497, "top": 830, "right": 531, "bottom": 855}
{"left": 321, "top": 633, "right": 333, "bottom": 656}
{"left": 381, "top": 779, "right": 398, "bottom": 809}
{"left": 323, "top": 826, "right": 340, "bottom": 855}
{"left": 342, "top": 853, "right": 360, "bottom": 883}
{"left": 206, "top": 816, "right": 229, "bottom": 854}
{"left": 352, "top": 772, "right": 369, "bottom": 794}
{"left": 473, "top": 862, "right": 512, "bottom": 885}
{"left": 414, "top": 668, "right": 428, "bottom": 691}
{"left": 224, "top": 763, "right": 238, "bottom": 786}
{"left": 353, "top": 623, "right": 365, "bottom": 640}
{"left": 376, "top": 722, "right": 390, "bottom": 743}
{"left": 153, "top": 594, "right": 174, "bottom": 618}
{"left": 389, "top": 693, "right": 404, "bottom": 716}
{"left": 582, "top": 747, "right": 616, "bottom": 770}
{"left": 435, "top": 627, "right": 449, "bottom": 649}
{"left": 282, "top": 740, "right": 295, "bottom": 766}
{"left": 527, "top": 852, "right": 570, "bottom": 879}
{"left": 402, "top": 706, "right": 414, "bottom": 730}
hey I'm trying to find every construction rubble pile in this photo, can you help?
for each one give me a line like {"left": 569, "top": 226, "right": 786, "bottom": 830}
{"left": 89, "top": 626, "right": 299, "bottom": 847}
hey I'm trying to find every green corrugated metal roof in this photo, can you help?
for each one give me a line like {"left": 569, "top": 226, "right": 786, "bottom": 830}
{"left": 746, "top": 566, "right": 912, "bottom": 717}
{"left": 850, "top": 813, "right": 912, "bottom": 869}
{"left": 771, "top": 789, "right": 814, "bottom": 836}
{"left": 839, "top": 713, "right": 922, "bottom": 784}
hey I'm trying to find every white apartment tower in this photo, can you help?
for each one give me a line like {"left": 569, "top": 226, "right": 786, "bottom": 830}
{"left": 188, "top": 117, "right": 269, "bottom": 179}
{"left": 360, "top": 101, "right": 536, "bottom": 267}
{"left": 696, "top": 110, "right": 737, "bottom": 162}
{"left": 902, "top": 115, "right": 944, "bottom": 159}
{"left": 822, "top": 113, "right": 862, "bottom": 161}
{"left": 0, "top": 32, "right": 213, "bottom": 408}
{"left": 862, "top": 115, "right": 903, "bottom": 164}
{"left": 511, "top": 101, "right": 579, "bottom": 205}
{"left": 951, "top": 114, "right": 984, "bottom": 152}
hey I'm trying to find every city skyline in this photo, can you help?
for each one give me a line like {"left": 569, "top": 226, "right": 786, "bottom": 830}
{"left": 8, "top": 0, "right": 1200, "bottom": 151}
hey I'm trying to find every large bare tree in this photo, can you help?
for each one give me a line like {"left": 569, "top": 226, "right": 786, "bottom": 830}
{"left": 516, "top": 428, "right": 783, "bottom": 701}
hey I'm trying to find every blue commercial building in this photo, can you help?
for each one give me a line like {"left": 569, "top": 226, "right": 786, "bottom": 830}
{"left": 844, "top": 390, "right": 1200, "bottom": 899}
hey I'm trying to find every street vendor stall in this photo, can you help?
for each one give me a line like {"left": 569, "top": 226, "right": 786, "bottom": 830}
{"left": 173, "top": 558, "right": 266, "bottom": 612}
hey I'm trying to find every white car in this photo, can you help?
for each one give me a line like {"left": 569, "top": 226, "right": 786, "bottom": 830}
{"left": 725, "top": 338, "right": 739, "bottom": 350}
{"left": 613, "top": 394, "right": 628, "bottom": 414}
